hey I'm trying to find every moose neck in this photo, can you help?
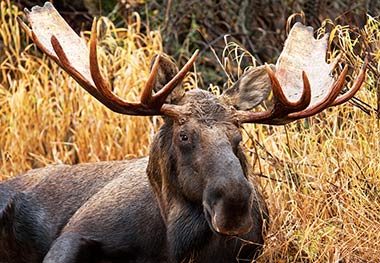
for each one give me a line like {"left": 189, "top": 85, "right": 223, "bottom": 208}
{"left": 146, "top": 120, "right": 192, "bottom": 222}
{"left": 146, "top": 120, "right": 213, "bottom": 260}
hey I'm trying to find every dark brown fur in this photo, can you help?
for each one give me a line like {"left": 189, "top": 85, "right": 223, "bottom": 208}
{"left": 0, "top": 58, "right": 269, "bottom": 263}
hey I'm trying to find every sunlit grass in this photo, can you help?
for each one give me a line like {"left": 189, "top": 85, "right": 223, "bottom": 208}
{"left": 1, "top": 1, "right": 379, "bottom": 262}
{"left": 244, "top": 17, "right": 380, "bottom": 262}
{"left": 0, "top": 0, "right": 163, "bottom": 178}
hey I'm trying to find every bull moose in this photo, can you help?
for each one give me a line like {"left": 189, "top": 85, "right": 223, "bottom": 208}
{"left": 0, "top": 2, "right": 366, "bottom": 263}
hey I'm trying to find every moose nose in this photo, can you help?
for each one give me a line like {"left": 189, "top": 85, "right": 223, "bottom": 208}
{"left": 210, "top": 207, "right": 253, "bottom": 235}
{"left": 204, "top": 176, "right": 254, "bottom": 236}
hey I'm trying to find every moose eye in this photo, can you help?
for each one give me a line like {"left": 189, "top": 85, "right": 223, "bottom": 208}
{"left": 179, "top": 132, "right": 189, "bottom": 142}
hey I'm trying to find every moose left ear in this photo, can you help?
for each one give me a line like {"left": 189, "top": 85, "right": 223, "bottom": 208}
{"left": 150, "top": 54, "right": 184, "bottom": 104}
{"left": 221, "top": 64, "right": 274, "bottom": 110}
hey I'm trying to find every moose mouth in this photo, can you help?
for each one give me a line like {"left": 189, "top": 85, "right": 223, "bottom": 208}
{"left": 203, "top": 202, "right": 252, "bottom": 236}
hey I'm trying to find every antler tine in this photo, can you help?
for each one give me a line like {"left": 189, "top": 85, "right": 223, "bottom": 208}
{"left": 140, "top": 50, "right": 199, "bottom": 111}
{"left": 237, "top": 23, "right": 367, "bottom": 125}
{"left": 238, "top": 58, "right": 366, "bottom": 125}
{"left": 20, "top": 3, "right": 133, "bottom": 114}
{"left": 17, "top": 16, "right": 32, "bottom": 38}
{"left": 51, "top": 32, "right": 128, "bottom": 113}
{"left": 331, "top": 55, "right": 368, "bottom": 106}
{"left": 20, "top": 2, "right": 197, "bottom": 117}
{"left": 266, "top": 65, "right": 311, "bottom": 112}
{"left": 237, "top": 67, "right": 312, "bottom": 125}
{"left": 50, "top": 36, "right": 100, "bottom": 98}
{"left": 288, "top": 56, "right": 367, "bottom": 120}
{"left": 88, "top": 18, "right": 146, "bottom": 114}
{"left": 154, "top": 50, "right": 199, "bottom": 106}
{"left": 90, "top": 22, "right": 198, "bottom": 115}
{"left": 20, "top": 15, "right": 112, "bottom": 110}
{"left": 140, "top": 54, "right": 161, "bottom": 106}
{"left": 89, "top": 18, "right": 199, "bottom": 115}
{"left": 17, "top": 17, "right": 60, "bottom": 67}
{"left": 288, "top": 65, "right": 348, "bottom": 119}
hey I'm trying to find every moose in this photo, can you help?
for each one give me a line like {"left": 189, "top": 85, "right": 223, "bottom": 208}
{"left": 0, "top": 2, "right": 366, "bottom": 263}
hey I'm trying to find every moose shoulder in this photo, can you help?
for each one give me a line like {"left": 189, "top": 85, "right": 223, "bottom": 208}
{"left": 1, "top": 2, "right": 367, "bottom": 263}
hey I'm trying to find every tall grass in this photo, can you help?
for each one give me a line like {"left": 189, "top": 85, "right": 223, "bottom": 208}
{"left": 0, "top": 0, "right": 163, "bottom": 178}
{"left": 1, "top": 1, "right": 379, "bottom": 262}
{"left": 248, "top": 16, "right": 380, "bottom": 263}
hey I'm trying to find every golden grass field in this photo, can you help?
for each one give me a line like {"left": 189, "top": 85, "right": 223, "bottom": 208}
{"left": 1, "top": 1, "right": 379, "bottom": 262}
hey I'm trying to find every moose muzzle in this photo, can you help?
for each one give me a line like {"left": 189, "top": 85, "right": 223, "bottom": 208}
{"left": 203, "top": 175, "right": 254, "bottom": 236}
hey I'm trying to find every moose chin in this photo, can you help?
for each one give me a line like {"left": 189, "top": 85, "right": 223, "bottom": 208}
{"left": 0, "top": 2, "right": 366, "bottom": 263}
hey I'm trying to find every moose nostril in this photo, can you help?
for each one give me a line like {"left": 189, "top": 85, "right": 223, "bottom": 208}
{"left": 204, "top": 185, "right": 253, "bottom": 236}
{"left": 210, "top": 204, "right": 253, "bottom": 236}
{"left": 211, "top": 190, "right": 223, "bottom": 202}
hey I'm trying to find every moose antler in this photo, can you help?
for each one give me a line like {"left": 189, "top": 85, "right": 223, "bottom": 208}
{"left": 18, "top": 2, "right": 197, "bottom": 117}
{"left": 19, "top": 3, "right": 366, "bottom": 124}
{"left": 237, "top": 22, "right": 367, "bottom": 125}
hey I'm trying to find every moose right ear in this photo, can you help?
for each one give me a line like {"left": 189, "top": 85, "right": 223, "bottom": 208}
{"left": 221, "top": 64, "right": 274, "bottom": 110}
{"left": 150, "top": 54, "right": 184, "bottom": 104}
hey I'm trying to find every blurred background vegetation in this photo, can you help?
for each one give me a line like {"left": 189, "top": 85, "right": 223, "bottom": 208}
{"left": 1, "top": 0, "right": 380, "bottom": 262}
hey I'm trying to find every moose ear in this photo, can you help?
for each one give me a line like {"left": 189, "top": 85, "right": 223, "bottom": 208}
{"left": 221, "top": 64, "right": 274, "bottom": 110}
{"left": 150, "top": 54, "right": 184, "bottom": 104}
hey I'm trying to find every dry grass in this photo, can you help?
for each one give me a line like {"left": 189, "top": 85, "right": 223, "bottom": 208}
{"left": 1, "top": 1, "right": 380, "bottom": 262}
{"left": 0, "top": 0, "right": 164, "bottom": 178}
{"left": 246, "top": 16, "right": 380, "bottom": 263}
